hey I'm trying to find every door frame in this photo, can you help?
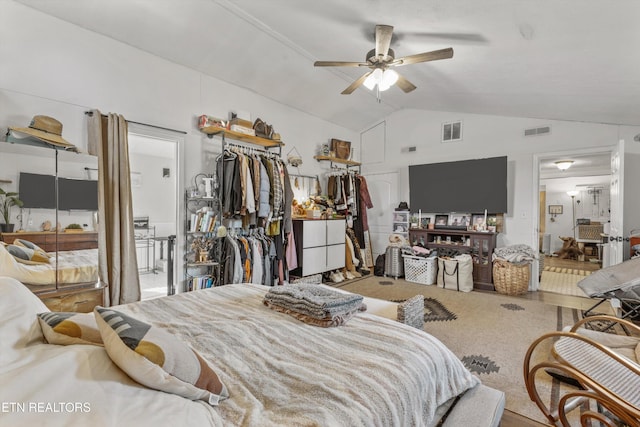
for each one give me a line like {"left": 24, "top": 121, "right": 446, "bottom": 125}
{"left": 531, "top": 144, "right": 622, "bottom": 286}
{"left": 127, "top": 122, "right": 184, "bottom": 295}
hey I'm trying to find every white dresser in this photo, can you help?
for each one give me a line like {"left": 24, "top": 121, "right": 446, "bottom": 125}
{"left": 292, "top": 218, "right": 346, "bottom": 277}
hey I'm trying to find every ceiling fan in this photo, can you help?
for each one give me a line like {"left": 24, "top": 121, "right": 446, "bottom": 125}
{"left": 314, "top": 24, "right": 453, "bottom": 95}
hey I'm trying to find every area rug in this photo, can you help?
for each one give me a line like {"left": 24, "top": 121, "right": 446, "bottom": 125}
{"left": 336, "top": 276, "right": 585, "bottom": 424}
{"left": 539, "top": 266, "right": 590, "bottom": 297}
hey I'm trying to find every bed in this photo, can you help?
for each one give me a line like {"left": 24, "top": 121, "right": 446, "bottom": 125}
{"left": 0, "top": 276, "right": 504, "bottom": 426}
{"left": 0, "top": 243, "right": 98, "bottom": 289}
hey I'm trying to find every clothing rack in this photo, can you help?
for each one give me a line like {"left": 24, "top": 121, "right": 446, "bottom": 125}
{"left": 226, "top": 141, "right": 279, "bottom": 158}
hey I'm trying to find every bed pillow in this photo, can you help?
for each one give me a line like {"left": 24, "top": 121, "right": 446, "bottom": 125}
{"left": 94, "top": 307, "right": 229, "bottom": 406}
{"left": 38, "top": 312, "right": 103, "bottom": 346}
{"left": 1, "top": 243, "right": 50, "bottom": 265}
{"left": 0, "top": 277, "right": 49, "bottom": 364}
{"left": 13, "top": 238, "right": 51, "bottom": 258}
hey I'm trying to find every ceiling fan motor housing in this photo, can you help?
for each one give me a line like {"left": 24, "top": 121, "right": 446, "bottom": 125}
{"left": 366, "top": 48, "right": 395, "bottom": 66}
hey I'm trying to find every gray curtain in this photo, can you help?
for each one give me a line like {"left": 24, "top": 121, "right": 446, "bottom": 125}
{"left": 88, "top": 110, "right": 140, "bottom": 306}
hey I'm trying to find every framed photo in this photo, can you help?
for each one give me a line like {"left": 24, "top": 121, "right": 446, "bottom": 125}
{"left": 330, "top": 138, "right": 351, "bottom": 160}
{"left": 449, "top": 213, "right": 470, "bottom": 227}
{"left": 435, "top": 214, "right": 448, "bottom": 225}
{"left": 548, "top": 205, "right": 563, "bottom": 215}
{"left": 471, "top": 213, "right": 485, "bottom": 229}
{"left": 393, "top": 223, "right": 407, "bottom": 233}
{"left": 420, "top": 217, "right": 431, "bottom": 228}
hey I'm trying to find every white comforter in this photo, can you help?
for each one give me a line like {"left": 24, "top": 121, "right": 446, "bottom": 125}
{"left": 0, "top": 279, "right": 479, "bottom": 427}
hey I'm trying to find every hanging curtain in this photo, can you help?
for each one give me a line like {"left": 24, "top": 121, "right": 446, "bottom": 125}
{"left": 88, "top": 110, "right": 140, "bottom": 305}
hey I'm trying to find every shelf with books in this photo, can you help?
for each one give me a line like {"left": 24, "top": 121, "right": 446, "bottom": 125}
{"left": 185, "top": 190, "right": 219, "bottom": 291}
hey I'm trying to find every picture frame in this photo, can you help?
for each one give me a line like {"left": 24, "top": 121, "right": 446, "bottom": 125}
{"left": 393, "top": 223, "right": 407, "bottom": 233}
{"left": 548, "top": 205, "right": 563, "bottom": 215}
{"left": 330, "top": 138, "right": 351, "bottom": 160}
{"left": 435, "top": 214, "right": 448, "bottom": 225}
{"left": 449, "top": 213, "right": 470, "bottom": 227}
{"left": 420, "top": 217, "right": 431, "bottom": 228}
{"left": 471, "top": 213, "right": 485, "bottom": 229}
{"left": 393, "top": 211, "right": 409, "bottom": 222}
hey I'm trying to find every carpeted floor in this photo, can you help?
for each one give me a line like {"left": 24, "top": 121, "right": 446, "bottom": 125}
{"left": 334, "top": 275, "right": 585, "bottom": 424}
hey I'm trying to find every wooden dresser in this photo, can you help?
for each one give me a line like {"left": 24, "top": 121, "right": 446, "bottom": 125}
{"left": 0, "top": 231, "right": 98, "bottom": 251}
{"left": 35, "top": 285, "right": 106, "bottom": 313}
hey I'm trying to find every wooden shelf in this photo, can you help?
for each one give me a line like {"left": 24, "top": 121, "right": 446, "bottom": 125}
{"left": 0, "top": 179, "right": 11, "bottom": 184}
{"left": 313, "top": 155, "right": 361, "bottom": 167}
{"left": 200, "top": 126, "right": 284, "bottom": 148}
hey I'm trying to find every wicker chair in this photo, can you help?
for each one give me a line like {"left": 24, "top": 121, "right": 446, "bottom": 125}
{"left": 523, "top": 315, "right": 640, "bottom": 426}
{"left": 397, "top": 295, "right": 424, "bottom": 329}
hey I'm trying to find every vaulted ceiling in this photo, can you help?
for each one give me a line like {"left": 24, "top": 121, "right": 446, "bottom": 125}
{"left": 16, "top": 0, "right": 640, "bottom": 131}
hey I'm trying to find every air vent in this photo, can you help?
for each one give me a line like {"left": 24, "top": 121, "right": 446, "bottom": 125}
{"left": 408, "top": 146, "right": 417, "bottom": 152}
{"left": 401, "top": 146, "right": 417, "bottom": 153}
{"left": 524, "top": 126, "right": 551, "bottom": 136}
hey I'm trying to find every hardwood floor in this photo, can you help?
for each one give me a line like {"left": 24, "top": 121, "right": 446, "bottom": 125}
{"left": 544, "top": 254, "right": 602, "bottom": 272}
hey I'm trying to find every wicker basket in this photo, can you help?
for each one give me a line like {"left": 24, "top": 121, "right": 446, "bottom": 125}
{"left": 578, "top": 224, "right": 603, "bottom": 240}
{"left": 403, "top": 255, "right": 437, "bottom": 285}
{"left": 492, "top": 259, "right": 530, "bottom": 295}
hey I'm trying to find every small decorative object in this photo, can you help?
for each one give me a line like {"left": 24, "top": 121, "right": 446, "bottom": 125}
{"left": 396, "top": 202, "right": 409, "bottom": 211}
{"left": 320, "top": 144, "right": 330, "bottom": 156}
{"left": 42, "top": 220, "right": 52, "bottom": 231}
{"left": 287, "top": 147, "right": 303, "bottom": 167}
{"left": 198, "top": 250, "right": 209, "bottom": 263}
{"left": 435, "top": 214, "right": 448, "bottom": 225}
{"left": 64, "top": 223, "right": 84, "bottom": 233}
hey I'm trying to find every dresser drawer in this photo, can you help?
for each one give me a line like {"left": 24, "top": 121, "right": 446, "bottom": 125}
{"left": 39, "top": 287, "right": 104, "bottom": 313}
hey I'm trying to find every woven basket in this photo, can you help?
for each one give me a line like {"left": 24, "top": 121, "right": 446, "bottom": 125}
{"left": 492, "top": 260, "right": 530, "bottom": 295}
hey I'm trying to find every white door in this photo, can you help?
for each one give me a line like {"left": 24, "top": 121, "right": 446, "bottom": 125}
{"left": 603, "top": 140, "right": 625, "bottom": 267}
{"left": 364, "top": 172, "right": 399, "bottom": 260}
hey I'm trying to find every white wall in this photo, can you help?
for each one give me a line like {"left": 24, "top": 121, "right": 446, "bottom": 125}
{"left": 360, "top": 109, "right": 640, "bottom": 254}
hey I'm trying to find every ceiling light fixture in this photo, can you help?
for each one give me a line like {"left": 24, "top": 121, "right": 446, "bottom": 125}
{"left": 363, "top": 69, "right": 399, "bottom": 92}
{"left": 554, "top": 160, "right": 574, "bottom": 171}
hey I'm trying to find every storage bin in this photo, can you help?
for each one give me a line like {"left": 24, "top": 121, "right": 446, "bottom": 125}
{"left": 403, "top": 255, "right": 437, "bottom": 285}
{"left": 578, "top": 224, "right": 603, "bottom": 240}
{"left": 493, "top": 260, "right": 530, "bottom": 295}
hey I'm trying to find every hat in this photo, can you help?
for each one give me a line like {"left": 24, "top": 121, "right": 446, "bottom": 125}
{"left": 9, "top": 115, "right": 77, "bottom": 151}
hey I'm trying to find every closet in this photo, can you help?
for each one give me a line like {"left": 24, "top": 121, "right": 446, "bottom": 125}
{"left": 195, "top": 126, "right": 288, "bottom": 289}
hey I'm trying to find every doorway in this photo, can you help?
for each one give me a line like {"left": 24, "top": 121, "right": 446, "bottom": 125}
{"left": 127, "top": 124, "right": 183, "bottom": 300}
{"left": 535, "top": 149, "right": 614, "bottom": 296}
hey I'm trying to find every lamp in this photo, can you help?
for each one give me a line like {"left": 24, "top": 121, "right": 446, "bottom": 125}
{"left": 555, "top": 160, "right": 574, "bottom": 171}
{"left": 567, "top": 190, "right": 579, "bottom": 238}
{"left": 363, "top": 68, "right": 398, "bottom": 92}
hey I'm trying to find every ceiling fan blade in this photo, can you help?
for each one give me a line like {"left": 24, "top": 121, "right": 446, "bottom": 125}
{"left": 395, "top": 73, "right": 417, "bottom": 93}
{"left": 341, "top": 71, "right": 372, "bottom": 95}
{"left": 375, "top": 25, "right": 394, "bottom": 58}
{"left": 314, "top": 61, "right": 367, "bottom": 67}
{"left": 394, "top": 47, "right": 454, "bottom": 66}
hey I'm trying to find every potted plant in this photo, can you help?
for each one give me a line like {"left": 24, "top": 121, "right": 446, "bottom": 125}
{"left": 0, "top": 187, "right": 23, "bottom": 233}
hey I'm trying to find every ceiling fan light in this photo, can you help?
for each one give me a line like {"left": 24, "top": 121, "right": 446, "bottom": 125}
{"left": 555, "top": 160, "right": 574, "bottom": 171}
{"left": 381, "top": 69, "right": 399, "bottom": 87}
{"left": 363, "top": 74, "right": 377, "bottom": 90}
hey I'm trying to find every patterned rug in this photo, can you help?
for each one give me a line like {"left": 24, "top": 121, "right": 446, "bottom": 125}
{"left": 539, "top": 267, "right": 590, "bottom": 297}
{"left": 335, "top": 276, "right": 585, "bottom": 424}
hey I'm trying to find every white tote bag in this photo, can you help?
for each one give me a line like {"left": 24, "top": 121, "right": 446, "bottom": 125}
{"left": 436, "top": 254, "right": 474, "bottom": 292}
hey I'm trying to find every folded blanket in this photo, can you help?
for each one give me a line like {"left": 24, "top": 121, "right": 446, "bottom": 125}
{"left": 492, "top": 244, "right": 538, "bottom": 263}
{"left": 263, "top": 284, "right": 365, "bottom": 323}
{"left": 264, "top": 300, "right": 366, "bottom": 327}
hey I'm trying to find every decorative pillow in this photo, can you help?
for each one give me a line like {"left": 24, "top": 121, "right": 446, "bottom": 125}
{"left": 38, "top": 312, "right": 103, "bottom": 346}
{"left": 94, "top": 307, "right": 229, "bottom": 405}
{"left": 13, "top": 238, "right": 51, "bottom": 258}
{"left": 1, "top": 243, "right": 50, "bottom": 265}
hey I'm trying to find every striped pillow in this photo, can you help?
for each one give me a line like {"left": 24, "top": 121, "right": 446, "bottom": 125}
{"left": 94, "top": 307, "right": 229, "bottom": 406}
{"left": 38, "top": 312, "right": 103, "bottom": 346}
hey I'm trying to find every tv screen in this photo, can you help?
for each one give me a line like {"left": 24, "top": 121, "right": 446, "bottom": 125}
{"left": 18, "top": 173, "right": 56, "bottom": 209}
{"left": 58, "top": 178, "right": 98, "bottom": 211}
{"left": 409, "top": 156, "right": 508, "bottom": 213}
{"left": 19, "top": 173, "right": 98, "bottom": 211}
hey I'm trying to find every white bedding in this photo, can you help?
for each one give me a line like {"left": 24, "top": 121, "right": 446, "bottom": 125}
{"left": 0, "top": 245, "right": 98, "bottom": 286}
{"left": 0, "top": 278, "right": 480, "bottom": 427}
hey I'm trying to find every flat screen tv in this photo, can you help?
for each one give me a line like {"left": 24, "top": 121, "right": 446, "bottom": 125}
{"left": 19, "top": 173, "right": 98, "bottom": 211}
{"left": 18, "top": 173, "right": 56, "bottom": 209}
{"left": 409, "top": 156, "right": 508, "bottom": 213}
{"left": 58, "top": 178, "right": 98, "bottom": 211}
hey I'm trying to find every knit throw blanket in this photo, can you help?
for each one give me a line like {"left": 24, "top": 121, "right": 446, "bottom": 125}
{"left": 492, "top": 244, "right": 538, "bottom": 263}
{"left": 263, "top": 284, "right": 365, "bottom": 326}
